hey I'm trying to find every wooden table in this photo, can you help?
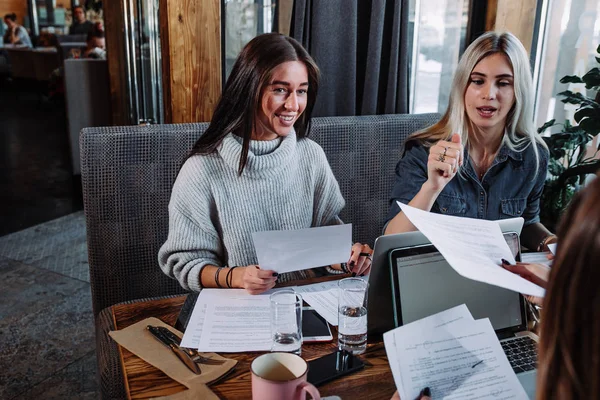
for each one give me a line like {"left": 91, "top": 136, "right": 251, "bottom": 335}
{"left": 112, "top": 295, "right": 396, "bottom": 399}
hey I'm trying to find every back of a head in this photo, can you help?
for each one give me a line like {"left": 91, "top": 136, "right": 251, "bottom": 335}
{"left": 537, "top": 175, "right": 600, "bottom": 399}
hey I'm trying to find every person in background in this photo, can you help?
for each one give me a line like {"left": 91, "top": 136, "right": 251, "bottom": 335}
{"left": 69, "top": 6, "right": 94, "bottom": 35}
{"left": 83, "top": 23, "right": 105, "bottom": 59}
{"left": 3, "top": 13, "right": 32, "bottom": 47}
{"left": 159, "top": 33, "right": 372, "bottom": 295}
{"left": 384, "top": 31, "right": 555, "bottom": 252}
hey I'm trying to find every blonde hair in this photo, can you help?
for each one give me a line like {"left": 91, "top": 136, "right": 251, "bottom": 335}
{"left": 409, "top": 31, "right": 546, "bottom": 171}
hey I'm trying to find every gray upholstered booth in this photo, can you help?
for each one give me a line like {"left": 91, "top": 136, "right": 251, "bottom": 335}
{"left": 81, "top": 113, "right": 439, "bottom": 398}
{"left": 65, "top": 59, "right": 111, "bottom": 174}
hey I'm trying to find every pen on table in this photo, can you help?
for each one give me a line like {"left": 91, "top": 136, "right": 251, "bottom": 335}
{"left": 471, "top": 360, "right": 483, "bottom": 368}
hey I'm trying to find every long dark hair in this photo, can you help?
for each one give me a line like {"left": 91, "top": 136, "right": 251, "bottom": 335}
{"left": 189, "top": 33, "right": 320, "bottom": 175}
{"left": 536, "top": 174, "right": 600, "bottom": 399}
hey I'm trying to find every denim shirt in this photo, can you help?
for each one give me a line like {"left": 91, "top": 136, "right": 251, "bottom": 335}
{"left": 386, "top": 140, "right": 548, "bottom": 226}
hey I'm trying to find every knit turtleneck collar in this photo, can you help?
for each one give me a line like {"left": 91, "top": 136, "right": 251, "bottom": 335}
{"left": 218, "top": 130, "right": 297, "bottom": 176}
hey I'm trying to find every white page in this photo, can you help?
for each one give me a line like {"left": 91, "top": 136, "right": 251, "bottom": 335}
{"left": 383, "top": 305, "right": 474, "bottom": 399}
{"left": 548, "top": 243, "right": 557, "bottom": 255}
{"left": 180, "top": 301, "right": 207, "bottom": 348}
{"left": 198, "top": 294, "right": 272, "bottom": 352}
{"left": 393, "top": 318, "right": 528, "bottom": 400}
{"left": 294, "top": 277, "right": 368, "bottom": 326}
{"left": 252, "top": 224, "right": 352, "bottom": 273}
{"left": 398, "top": 202, "right": 544, "bottom": 297}
{"left": 520, "top": 252, "right": 552, "bottom": 267}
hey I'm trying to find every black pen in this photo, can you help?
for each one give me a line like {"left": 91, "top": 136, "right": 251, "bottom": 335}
{"left": 471, "top": 360, "right": 483, "bottom": 368}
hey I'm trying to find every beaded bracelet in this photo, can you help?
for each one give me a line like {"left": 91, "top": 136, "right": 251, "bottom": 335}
{"left": 226, "top": 266, "right": 239, "bottom": 288}
{"left": 325, "top": 263, "right": 347, "bottom": 275}
{"left": 215, "top": 266, "right": 226, "bottom": 288}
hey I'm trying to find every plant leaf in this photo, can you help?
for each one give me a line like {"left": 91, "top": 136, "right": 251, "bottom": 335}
{"left": 560, "top": 75, "right": 584, "bottom": 84}
{"left": 538, "top": 119, "right": 556, "bottom": 133}
{"left": 581, "top": 68, "right": 600, "bottom": 89}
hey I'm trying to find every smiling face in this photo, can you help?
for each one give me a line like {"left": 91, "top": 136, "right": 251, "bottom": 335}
{"left": 254, "top": 61, "right": 309, "bottom": 141}
{"left": 464, "top": 53, "right": 516, "bottom": 138}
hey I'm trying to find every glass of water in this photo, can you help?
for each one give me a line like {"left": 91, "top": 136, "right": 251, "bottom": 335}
{"left": 270, "top": 289, "right": 303, "bottom": 355}
{"left": 338, "top": 277, "right": 368, "bottom": 354}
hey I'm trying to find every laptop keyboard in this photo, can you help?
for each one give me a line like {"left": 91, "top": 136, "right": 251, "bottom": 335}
{"left": 501, "top": 336, "right": 538, "bottom": 373}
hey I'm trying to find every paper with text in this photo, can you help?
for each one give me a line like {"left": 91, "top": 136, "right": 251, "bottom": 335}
{"left": 384, "top": 305, "right": 474, "bottom": 399}
{"left": 385, "top": 306, "right": 527, "bottom": 400}
{"left": 198, "top": 294, "right": 272, "bottom": 352}
{"left": 398, "top": 202, "right": 545, "bottom": 297}
{"left": 252, "top": 224, "right": 352, "bottom": 273}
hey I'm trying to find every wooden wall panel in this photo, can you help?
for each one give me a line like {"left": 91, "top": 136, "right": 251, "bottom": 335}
{"left": 486, "top": 0, "right": 538, "bottom": 54}
{"left": 1, "top": 0, "right": 29, "bottom": 25}
{"left": 160, "top": 0, "right": 222, "bottom": 123}
{"left": 103, "top": 0, "right": 127, "bottom": 125}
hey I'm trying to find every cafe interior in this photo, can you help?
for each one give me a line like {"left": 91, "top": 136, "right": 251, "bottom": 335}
{"left": 0, "top": 0, "right": 599, "bottom": 398}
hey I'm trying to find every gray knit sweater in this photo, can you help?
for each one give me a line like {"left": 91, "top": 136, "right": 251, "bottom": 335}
{"left": 158, "top": 131, "right": 345, "bottom": 291}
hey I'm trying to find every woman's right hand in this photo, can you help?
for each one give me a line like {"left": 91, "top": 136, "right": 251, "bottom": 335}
{"left": 235, "top": 265, "right": 278, "bottom": 295}
{"left": 426, "top": 133, "right": 463, "bottom": 193}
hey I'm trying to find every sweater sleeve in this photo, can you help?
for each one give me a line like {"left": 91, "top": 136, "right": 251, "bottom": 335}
{"left": 309, "top": 143, "right": 345, "bottom": 227}
{"left": 158, "top": 159, "right": 224, "bottom": 292}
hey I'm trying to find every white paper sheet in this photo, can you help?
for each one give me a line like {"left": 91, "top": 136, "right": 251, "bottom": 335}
{"left": 295, "top": 281, "right": 340, "bottom": 326}
{"left": 181, "top": 289, "right": 274, "bottom": 350}
{"left": 252, "top": 224, "right": 352, "bottom": 273}
{"left": 520, "top": 252, "right": 552, "bottom": 266}
{"left": 398, "top": 202, "right": 545, "bottom": 297}
{"left": 198, "top": 294, "right": 272, "bottom": 352}
{"left": 385, "top": 306, "right": 527, "bottom": 400}
{"left": 548, "top": 243, "right": 557, "bottom": 255}
{"left": 383, "top": 304, "right": 474, "bottom": 399}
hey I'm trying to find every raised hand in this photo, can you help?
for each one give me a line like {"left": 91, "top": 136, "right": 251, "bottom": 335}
{"left": 426, "top": 133, "right": 463, "bottom": 193}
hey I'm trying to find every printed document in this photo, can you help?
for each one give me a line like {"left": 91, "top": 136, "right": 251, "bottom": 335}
{"left": 398, "top": 202, "right": 545, "bottom": 297}
{"left": 384, "top": 305, "right": 528, "bottom": 400}
{"left": 252, "top": 224, "right": 352, "bottom": 273}
{"left": 181, "top": 289, "right": 274, "bottom": 351}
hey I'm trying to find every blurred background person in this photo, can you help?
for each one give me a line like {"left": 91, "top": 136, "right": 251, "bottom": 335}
{"left": 3, "top": 13, "right": 32, "bottom": 47}
{"left": 69, "top": 6, "right": 94, "bottom": 35}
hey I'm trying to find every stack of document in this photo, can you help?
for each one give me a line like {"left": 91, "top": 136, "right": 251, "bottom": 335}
{"left": 181, "top": 289, "right": 273, "bottom": 352}
{"left": 180, "top": 284, "right": 347, "bottom": 352}
{"left": 384, "top": 305, "right": 528, "bottom": 399}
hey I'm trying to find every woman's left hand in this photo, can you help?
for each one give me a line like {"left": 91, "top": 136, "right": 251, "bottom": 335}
{"left": 347, "top": 243, "right": 372, "bottom": 276}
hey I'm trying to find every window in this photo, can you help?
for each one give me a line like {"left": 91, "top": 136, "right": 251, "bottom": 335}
{"left": 409, "top": 0, "right": 469, "bottom": 114}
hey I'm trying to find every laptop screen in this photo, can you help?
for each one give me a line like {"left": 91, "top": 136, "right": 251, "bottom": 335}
{"left": 390, "top": 232, "right": 524, "bottom": 333}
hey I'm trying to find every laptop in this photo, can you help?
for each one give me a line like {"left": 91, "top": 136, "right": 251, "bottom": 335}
{"left": 367, "top": 217, "right": 525, "bottom": 335}
{"left": 367, "top": 217, "right": 537, "bottom": 398}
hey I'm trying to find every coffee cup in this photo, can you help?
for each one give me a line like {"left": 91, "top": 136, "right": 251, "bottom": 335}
{"left": 251, "top": 352, "right": 320, "bottom": 400}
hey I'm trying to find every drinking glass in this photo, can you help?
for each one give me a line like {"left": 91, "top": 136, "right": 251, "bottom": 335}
{"left": 270, "top": 289, "right": 303, "bottom": 355}
{"left": 338, "top": 277, "right": 368, "bottom": 354}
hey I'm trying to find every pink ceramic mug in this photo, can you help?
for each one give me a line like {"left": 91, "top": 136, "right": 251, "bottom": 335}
{"left": 251, "top": 352, "right": 321, "bottom": 400}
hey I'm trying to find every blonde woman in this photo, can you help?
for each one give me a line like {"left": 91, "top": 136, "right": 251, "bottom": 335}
{"left": 385, "top": 32, "right": 555, "bottom": 251}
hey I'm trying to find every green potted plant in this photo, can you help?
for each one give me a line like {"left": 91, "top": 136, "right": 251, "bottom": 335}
{"left": 538, "top": 44, "right": 600, "bottom": 230}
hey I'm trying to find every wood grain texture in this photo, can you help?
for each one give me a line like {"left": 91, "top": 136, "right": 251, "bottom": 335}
{"left": 103, "top": 0, "right": 127, "bottom": 125}
{"left": 489, "top": 0, "right": 538, "bottom": 54}
{"left": 0, "top": 0, "right": 28, "bottom": 25}
{"left": 160, "top": 0, "right": 222, "bottom": 123}
{"left": 112, "top": 288, "right": 396, "bottom": 399}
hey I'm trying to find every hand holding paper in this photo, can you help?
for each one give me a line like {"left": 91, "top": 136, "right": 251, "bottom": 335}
{"left": 398, "top": 202, "right": 545, "bottom": 297}
{"left": 252, "top": 224, "right": 352, "bottom": 273}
